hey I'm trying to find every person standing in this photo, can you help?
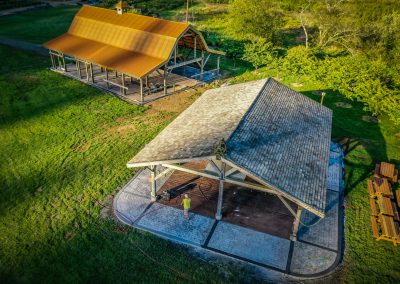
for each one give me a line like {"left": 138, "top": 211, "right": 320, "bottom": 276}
{"left": 181, "top": 194, "right": 191, "bottom": 220}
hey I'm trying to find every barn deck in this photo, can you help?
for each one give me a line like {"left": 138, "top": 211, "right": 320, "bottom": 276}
{"left": 52, "top": 63, "right": 203, "bottom": 105}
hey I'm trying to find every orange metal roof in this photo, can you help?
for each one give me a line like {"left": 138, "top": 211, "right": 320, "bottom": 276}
{"left": 44, "top": 6, "right": 222, "bottom": 78}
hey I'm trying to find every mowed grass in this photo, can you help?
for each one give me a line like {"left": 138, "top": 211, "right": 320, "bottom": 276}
{"left": 0, "top": 45, "right": 243, "bottom": 283}
{"left": 0, "top": 6, "right": 78, "bottom": 44}
{"left": 233, "top": 70, "right": 400, "bottom": 283}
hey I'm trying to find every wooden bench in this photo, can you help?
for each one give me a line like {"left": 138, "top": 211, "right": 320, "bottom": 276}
{"left": 392, "top": 202, "right": 399, "bottom": 221}
{"left": 371, "top": 216, "right": 380, "bottom": 239}
{"left": 368, "top": 180, "right": 375, "bottom": 197}
{"left": 370, "top": 197, "right": 378, "bottom": 216}
{"left": 380, "top": 162, "right": 398, "bottom": 183}
{"left": 377, "top": 195, "right": 394, "bottom": 216}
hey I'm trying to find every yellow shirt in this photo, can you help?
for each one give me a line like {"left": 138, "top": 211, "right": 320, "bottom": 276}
{"left": 182, "top": 198, "right": 191, "bottom": 209}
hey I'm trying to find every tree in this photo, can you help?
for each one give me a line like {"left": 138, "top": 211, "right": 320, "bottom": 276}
{"left": 228, "top": 0, "right": 285, "bottom": 44}
{"left": 242, "top": 38, "right": 276, "bottom": 69}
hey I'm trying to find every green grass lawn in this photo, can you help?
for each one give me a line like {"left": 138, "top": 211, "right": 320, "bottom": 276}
{"left": 0, "top": 45, "right": 246, "bottom": 283}
{"left": 0, "top": 6, "right": 78, "bottom": 44}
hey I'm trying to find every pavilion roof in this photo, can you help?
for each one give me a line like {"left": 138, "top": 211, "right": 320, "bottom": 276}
{"left": 127, "top": 78, "right": 332, "bottom": 216}
{"left": 43, "top": 6, "right": 222, "bottom": 78}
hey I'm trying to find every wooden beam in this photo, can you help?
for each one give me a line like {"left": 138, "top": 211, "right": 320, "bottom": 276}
{"left": 167, "top": 57, "right": 202, "bottom": 70}
{"left": 150, "top": 165, "right": 157, "bottom": 202}
{"left": 215, "top": 162, "right": 226, "bottom": 220}
{"left": 102, "top": 78, "right": 128, "bottom": 89}
{"left": 221, "top": 157, "right": 325, "bottom": 218}
{"left": 160, "top": 163, "right": 277, "bottom": 195}
{"left": 154, "top": 167, "right": 174, "bottom": 181}
{"left": 225, "top": 168, "right": 239, "bottom": 177}
{"left": 291, "top": 206, "right": 303, "bottom": 241}
{"left": 277, "top": 195, "right": 297, "bottom": 218}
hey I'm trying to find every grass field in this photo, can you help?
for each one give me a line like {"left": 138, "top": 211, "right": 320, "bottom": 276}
{"left": 1, "top": 3, "right": 400, "bottom": 283}
{"left": 0, "top": 6, "right": 78, "bottom": 43}
{"left": 0, "top": 45, "right": 247, "bottom": 283}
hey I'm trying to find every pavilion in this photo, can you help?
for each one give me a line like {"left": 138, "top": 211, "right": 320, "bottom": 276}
{"left": 43, "top": 4, "right": 224, "bottom": 105}
{"left": 126, "top": 78, "right": 333, "bottom": 240}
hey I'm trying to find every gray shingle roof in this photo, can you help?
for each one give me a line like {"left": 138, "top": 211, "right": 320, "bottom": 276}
{"left": 128, "top": 79, "right": 267, "bottom": 165}
{"left": 127, "top": 78, "right": 332, "bottom": 215}
{"left": 225, "top": 79, "right": 332, "bottom": 213}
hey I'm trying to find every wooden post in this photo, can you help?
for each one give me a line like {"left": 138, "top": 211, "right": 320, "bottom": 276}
{"left": 215, "top": 162, "right": 226, "bottom": 220}
{"left": 62, "top": 55, "right": 67, "bottom": 72}
{"left": 50, "top": 53, "right": 55, "bottom": 69}
{"left": 85, "top": 63, "right": 89, "bottom": 82}
{"left": 217, "top": 56, "right": 220, "bottom": 75}
{"left": 150, "top": 165, "right": 157, "bottom": 202}
{"left": 76, "top": 61, "right": 80, "bottom": 79}
{"left": 145, "top": 76, "right": 148, "bottom": 88}
{"left": 140, "top": 78, "right": 144, "bottom": 104}
{"left": 90, "top": 63, "right": 94, "bottom": 83}
{"left": 174, "top": 45, "right": 177, "bottom": 64}
{"left": 121, "top": 73, "right": 126, "bottom": 95}
{"left": 291, "top": 206, "right": 303, "bottom": 241}
{"left": 105, "top": 68, "right": 109, "bottom": 87}
{"left": 163, "top": 65, "right": 167, "bottom": 95}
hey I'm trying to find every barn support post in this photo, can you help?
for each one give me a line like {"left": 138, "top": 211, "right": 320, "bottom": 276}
{"left": 145, "top": 76, "right": 148, "bottom": 87}
{"left": 49, "top": 52, "right": 55, "bottom": 69}
{"left": 62, "top": 54, "right": 67, "bottom": 72}
{"left": 215, "top": 162, "right": 226, "bottom": 220}
{"left": 163, "top": 65, "right": 168, "bottom": 95}
{"left": 291, "top": 206, "right": 303, "bottom": 241}
{"left": 122, "top": 73, "right": 127, "bottom": 95}
{"left": 90, "top": 63, "right": 94, "bottom": 83}
{"left": 105, "top": 68, "right": 109, "bottom": 87}
{"left": 150, "top": 165, "right": 157, "bottom": 202}
{"left": 140, "top": 78, "right": 144, "bottom": 104}
{"left": 77, "top": 60, "right": 82, "bottom": 79}
{"left": 85, "top": 63, "right": 89, "bottom": 82}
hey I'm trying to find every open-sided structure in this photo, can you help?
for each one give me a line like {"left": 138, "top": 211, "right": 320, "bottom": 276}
{"left": 43, "top": 5, "right": 224, "bottom": 105}
{"left": 127, "top": 78, "right": 333, "bottom": 240}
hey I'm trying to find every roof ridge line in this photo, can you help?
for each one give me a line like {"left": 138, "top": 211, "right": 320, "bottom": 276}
{"left": 225, "top": 78, "right": 272, "bottom": 145}
{"left": 74, "top": 14, "right": 183, "bottom": 41}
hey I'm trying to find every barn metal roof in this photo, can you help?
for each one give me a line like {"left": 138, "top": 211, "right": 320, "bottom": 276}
{"left": 127, "top": 78, "right": 332, "bottom": 216}
{"left": 43, "top": 6, "right": 223, "bottom": 78}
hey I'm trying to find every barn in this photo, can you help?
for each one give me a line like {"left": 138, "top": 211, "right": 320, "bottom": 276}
{"left": 43, "top": 4, "right": 224, "bottom": 105}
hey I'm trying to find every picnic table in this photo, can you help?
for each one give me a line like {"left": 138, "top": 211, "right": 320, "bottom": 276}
{"left": 378, "top": 215, "right": 400, "bottom": 245}
{"left": 375, "top": 162, "right": 398, "bottom": 183}
{"left": 377, "top": 195, "right": 394, "bottom": 216}
{"left": 374, "top": 178, "right": 393, "bottom": 198}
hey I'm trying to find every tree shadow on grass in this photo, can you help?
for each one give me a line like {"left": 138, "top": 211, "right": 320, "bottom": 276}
{"left": 301, "top": 89, "right": 388, "bottom": 197}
